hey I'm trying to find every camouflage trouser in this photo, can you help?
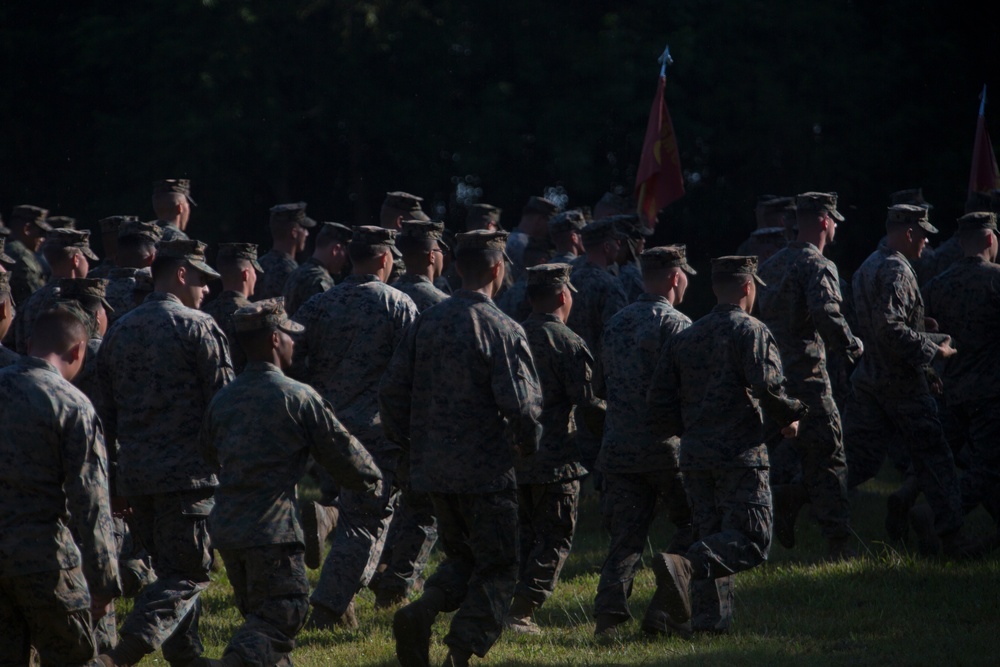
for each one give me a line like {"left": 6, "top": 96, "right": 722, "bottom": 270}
{"left": 120, "top": 488, "right": 215, "bottom": 663}
{"left": 217, "top": 543, "right": 310, "bottom": 667}
{"left": 844, "top": 386, "right": 964, "bottom": 535}
{"left": 0, "top": 566, "right": 102, "bottom": 666}
{"left": 424, "top": 489, "right": 519, "bottom": 658}
{"left": 954, "top": 398, "right": 1000, "bottom": 524}
{"left": 594, "top": 470, "right": 692, "bottom": 619}
{"left": 775, "top": 410, "right": 851, "bottom": 541}
{"left": 372, "top": 485, "right": 438, "bottom": 597}
{"left": 515, "top": 479, "right": 580, "bottom": 607}
{"left": 683, "top": 467, "right": 772, "bottom": 633}
{"left": 93, "top": 515, "right": 159, "bottom": 651}
{"left": 311, "top": 453, "right": 397, "bottom": 615}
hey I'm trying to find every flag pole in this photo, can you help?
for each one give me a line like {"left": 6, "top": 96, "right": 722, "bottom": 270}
{"left": 658, "top": 44, "right": 673, "bottom": 78}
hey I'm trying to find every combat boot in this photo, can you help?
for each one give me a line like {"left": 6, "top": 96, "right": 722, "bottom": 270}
{"left": 441, "top": 648, "right": 471, "bottom": 667}
{"left": 302, "top": 501, "right": 339, "bottom": 569}
{"left": 504, "top": 595, "right": 541, "bottom": 635}
{"left": 908, "top": 505, "right": 941, "bottom": 556}
{"left": 772, "top": 483, "right": 809, "bottom": 549}
{"left": 98, "top": 634, "right": 149, "bottom": 667}
{"left": 826, "top": 536, "right": 859, "bottom": 561}
{"left": 885, "top": 476, "right": 919, "bottom": 541}
{"left": 641, "top": 607, "right": 693, "bottom": 638}
{"left": 649, "top": 552, "right": 693, "bottom": 624}
{"left": 304, "top": 600, "right": 358, "bottom": 631}
{"left": 394, "top": 588, "right": 446, "bottom": 667}
{"left": 593, "top": 613, "right": 628, "bottom": 637}
{"left": 374, "top": 585, "right": 409, "bottom": 610}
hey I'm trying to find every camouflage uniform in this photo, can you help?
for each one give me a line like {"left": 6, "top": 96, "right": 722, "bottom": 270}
{"left": 98, "top": 262, "right": 233, "bottom": 663}
{"left": 757, "top": 239, "right": 862, "bottom": 543}
{"left": 13, "top": 281, "right": 58, "bottom": 354}
{"left": 617, "top": 262, "right": 644, "bottom": 304}
{"left": 254, "top": 250, "right": 298, "bottom": 301}
{"left": 843, "top": 240, "right": 964, "bottom": 538}
{"left": 515, "top": 295, "right": 599, "bottom": 611}
{"left": 293, "top": 255, "right": 418, "bottom": 618}
{"left": 155, "top": 221, "right": 189, "bottom": 242}
{"left": 567, "top": 259, "right": 628, "bottom": 395}
{"left": 6, "top": 237, "right": 46, "bottom": 307}
{"left": 649, "top": 270, "right": 807, "bottom": 633}
{"left": 595, "top": 291, "right": 693, "bottom": 622}
{"left": 496, "top": 276, "right": 530, "bottom": 322}
{"left": 202, "top": 290, "right": 250, "bottom": 373}
{"left": 392, "top": 273, "right": 448, "bottom": 313}
{"left": 201, "top": 330, "right": 383, "bottom": 667}
{"left": 381, "top": 253, "right": 543, "bottom": 657}
{"left": 0, "top": 354, "right": 120, "bottom": 666}
{"left": 283, "top": 256, "right": 335, "bottom": 317}
{"left": 0, "top": 344, "right": 18, "bottom": 368}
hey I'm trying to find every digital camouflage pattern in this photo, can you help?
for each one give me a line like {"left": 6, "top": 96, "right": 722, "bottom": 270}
{"left": 496, "top": 276, "right": 530, "bottom": 322}
{"left": 618, "top": 262, "right": 644, "bottom": 304}
{"left": 254, "top": 249, "right": 298, "bottom": 301}
{"left": 104, "top": 267, "right": 149, "bottom": 325}
{"left": 202, "top": 290, "right": 250, "bottom": 373}
{"left": 283, "top": 256, "right": 335, "bottom": 316}
{"left": 380, "top": 289, "right": 543, "bottom": 494}
{"left": 392, "top": 273, "right": 448, "bottom": 313}
{"left": 200, "top": 361, "right": 382, "bottom": 550}
{"left": 516, "top": 479, "right": 580, "bottom": 607}
{"left": 98, "top": 291, "right": 234, "bottom": 496}
{"left": 155, "top": 220, "right": 189, "bottom": 243}
{"left": 566, "top": 259, "right": 628, "bottom": 395}
{"left": 0, "top": 344, "right": 18, "bottom": 368}
{"left": 5, "top": 237, "right": 45, "bottom": 306}
{"left": 13, "top": 280, "right": 57, "bottom": 353}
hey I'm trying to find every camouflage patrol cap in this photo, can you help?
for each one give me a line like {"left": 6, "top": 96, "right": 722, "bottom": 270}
{"left": 47, "top": 216, "right": 77, "bottom": 230}
{"left": 641, "top": 244, "right": 697, "bottom": 275}
{"left": 153, "top": 178, "right": 197, "bottom": 206}
{"left": 157, "top": 239, "right": 221, "bottom": 279}
{"left": 351, "top": 225, "right": 400, "bottom": 257}
{"left": 548, "top": 209, "right": 588, "bottom": 233}
{"left": 58, "top": 277, "right": 114, "bottom": 314}
{"left": 608, "top": 213, "right": 653, "bottom": 239}
{"left": 400, "top": 220, "right": 449, "bottom": 251}
{"left": 580, "top": 219, "right": 624, "bottom": 246}
{"left": 751, "top": 226, "right": 786, "bottom": 238}
{"left": 711, "top": 255, "right": 766, "bottom": 286}
{"left": 217, "top": 242, "right": 265, "bottom": 273}
{"left": 964, "top": 190, "right": 1000, "bottom": 214}
{"left": 316, "top": 222, "right": 353, "bottom": 245}
{"left": 44, "top": 228, "right": 99, "bottom": 261}
{"left": 956, "top": 211, "right": 998, "bottom": 232}
{"left": 523, "top": 196, "right": 559, "bottom": 219}
{"left": 466, "top": 203, "right": 502, "bottom": 230}
{"left": 0, "top": 237, "right": 14, "bottom": 267}
{"left": 270, "top": 202, "right": 316, "bottom": 228}
{"left": 526, "top": 263, "right": 577, "bottom": 292}
{"left": 133, "top": 272, "right": 154, "bottom": 296}
{"left": 795, "top": 192, "right": 844, "bottom": 221}
{"left": 886, "top": 204, "right": 938, "bottom": 234}
{"left": 118, "top": 220, "right": 163, "bottom": 243}
{"left": 757, "top": 196, "right": 794, "bottom": 213}
{"left": 382, "top": 192, "right": 429, "bottom": 221}
{"left": 0, "top": 272, "right": 10, "bottom": 296}
{"left": 455, "top": 229, "right": 511, "bottom": 261}
{"left": 890, "top": 187, "right": 933, "bottom": 210}
{"left": 233, "top": 297, "right": 304, "bottom": 335}
{"left": 10, "top": 205, "right": 52, "bottom": 232}
{"left": 100, "top": 215, "right": 139, "bottom": 234}
{"left": 596, "top": 191, "right": 631, "bottom": 215}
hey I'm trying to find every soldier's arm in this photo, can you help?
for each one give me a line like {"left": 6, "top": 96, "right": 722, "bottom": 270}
{"left": 94, "top": 338, "right": 119, "bottom": 476}
{"left": 63, "top": 404, "right": 121, "bottom": 604}
{"left": 198, "top": 320, "right": 235, "bottom": 402}
{"left": 493, "top": 331, "right": 543, "bottom": 456}
{"left": 741, "top": 324, "right": 808, "bottom": 426}
{"left": 807, "top": 263, "right": 863, "bottom": 361}
{"left": 562, "top": 337, "right": 606, "bottom": 428}
{"left": 198, "top": 398, "right": 220, "bottom": 468}
{"left": 378, "top": 323, "right": 417, "bottom": 448}
{"left": 647, "top": 337, "right": 684, "bottom": 438}
{"left": 874, "top": 268, "right": 940, "bottom": 367}
{"left": 304, "top": 391, "right": 383, "bottom": 495}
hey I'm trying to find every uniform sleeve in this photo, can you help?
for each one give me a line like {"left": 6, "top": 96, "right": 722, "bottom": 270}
{"left": 647, "top": 337, "right": 685, "bottom": 438}
{"left": 601, "top": 281, "right": 629, "bottom": 327}
{"left": 378, "top": 323, "right": 417, "bottom": 448}
{"left": 303, "top": 392, "right": 383, "bottom": 493}
{"left": 289, "top": 296, "right": 318, "bottom": 381}
{"left": 806, "top": 262, "right": 863, "bottom": 361}
{"left": 562, "top": 337, "right": 604, "bottom": 413}
{"left": 493, "top": 330, "right": 543, "bottom": 455}
{"left": 63, "top": 404, "right": 121, "bottom": 600}
{"left": 875, "top": 268, "right": 940, "bottom": 368}
{"left": 198, "top": 320, "right": 235, "bottom": 404}
{"left": 739, "top": 324, "right": 808, "bottom": 427}
{"left": 198, "top": 397, "right": 219, "bottom": 468}
{"left": 95, "top": 333, "right": 119, "bottom": 483}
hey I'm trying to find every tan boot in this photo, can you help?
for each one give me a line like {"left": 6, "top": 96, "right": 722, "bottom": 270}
{"left": 593, "top": 613, "right": 628, "bottom": 637}
{"left": 504, "top": 595, "right": 541, "bottom": 635}
{"left": 394, "top": 589, "right": 446, "bottom": 667}
{"left": 650, "top": 552, "right": 693, "bottom": 624}
{"left": 305, "top": 599, "right": 358, "bottom": 631}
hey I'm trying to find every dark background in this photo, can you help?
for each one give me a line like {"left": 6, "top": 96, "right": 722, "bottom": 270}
{"left": 2, "top": 0, "right": 995, "bottom": 314}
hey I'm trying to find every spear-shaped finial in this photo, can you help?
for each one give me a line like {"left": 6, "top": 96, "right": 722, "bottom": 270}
{"left": 658, "top": 44, "right": 674, "bottom": 78}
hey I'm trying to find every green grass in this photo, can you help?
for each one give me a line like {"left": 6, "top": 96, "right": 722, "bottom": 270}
{"left": 121, "top": 470, "right": 1000, "bottom": 666}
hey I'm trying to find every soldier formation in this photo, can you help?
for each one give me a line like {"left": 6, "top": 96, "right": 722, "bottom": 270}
{"left": 1, "top": 178, "right": 999, "bottom": 667}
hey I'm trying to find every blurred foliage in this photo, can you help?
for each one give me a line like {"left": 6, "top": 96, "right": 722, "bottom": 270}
{"left": 1, "top": 0, "right": 996, "bottom": 282}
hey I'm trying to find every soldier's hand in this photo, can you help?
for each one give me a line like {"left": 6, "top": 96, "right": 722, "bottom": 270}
{"left": 925, "top": 316, "right": 940, "bottom": 333}
{"left": 90, "top": 594, "right": 113, "bottom": 621}
{"left": 780, "top": 421, "right": 800, "bottom": 438}
{"left": 929, "top": 375, "right": 944, "bottom": 395}
{"left": 368, "top": 479, "right": 384, "bottom": 499}
{"left": 936, "top": 339, "right": 957, "bottom": 360}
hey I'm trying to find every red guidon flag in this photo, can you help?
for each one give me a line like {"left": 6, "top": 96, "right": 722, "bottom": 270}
{"left": 969, "top": 85, "right": 1000, "bottom": 194}
{"left": 635, "top": 74, "right": 685, "bottom": 225}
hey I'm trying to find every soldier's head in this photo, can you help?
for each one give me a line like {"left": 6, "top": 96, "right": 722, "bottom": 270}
{"left": 58, "top": 278, "right": 113, "bottom": 339}
{"left": 580, "top": 219, "right": 623, "bottom": 268}
{"left": 116, "top": 221, "right": 161, "bottom": 269}
{"left": 465, "top": 204, "right": 501, "bottom": 232}
{"left": 795, "top": 193, "right": 843, "bottom": 249}
{"left": 548, "top": 209, "right": 587, "bottom": 256}
{"left": 381, "top": 192, "right": 429, "bottom": 231}
{"left": 313, "top": 222, "right": 352, "bottom": 275}
{"left": 349, "top": 226, "right": 398, "bottom": 283}
{"left": 455, "top": 230, "right": 509, "bottom": 296}
{"left": 526, "top": 263, "right": 575, "bottom": 323}
{"left": 607, "top": 214, "right": 651, "bottom": 265}
{"left": 397, "top": 221, "right": 447, "bottom": 280}
{"left": 523, "top": 236, "right": 554, "bottom": 270}
{"left": 8, "top": 205, "right": 51, "bottom": 251}
{"left": 642, "top": 245, "right": 697, "bottom": 306}
{"left": 98, "top": 215, "right": 138, "bottom": 265}
{"left": 269, "top": 203, "right": 315, "bottom": 254}
{"left": 152, "top": 240, "right": 220, "bottom": 309}
{"left": 28, "top": 300, "right": 90, "bottom": 381}
{"left": 755, "top": 196, "right": 793, "bottom": 229}
{"left": 957, "top": 212, "right": 998, "bottom": 262}
{"left": 42, "top": 229, "right": 98, "bottom": 279}
{"left": 519, "top": 196, "right": 559, "bottom": 238}
{"left": 594, "top": 191, "right": 631, "bottom": 221}
{"left": 885, "top": 205, "right": 937, "bottom": 260}
{"left": 711, "top": 256, "right": 764, "bottom": 313}
{"left": 217, "top": 243, "right": 264, "bottom": 296}
{"left": 152, "top": 179, "right": 195, "bottom": 230}
{"left": 232, "top": 298, "right": 304, "bottom": 370}
{"left": 0, "top": 272, "right": 14, "bottom": 341}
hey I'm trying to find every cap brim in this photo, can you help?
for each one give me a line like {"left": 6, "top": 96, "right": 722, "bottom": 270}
{"left": 501, "top": 249, "right": 513, "bottom": 264}
{"left": 753, "top": 274, "right": 767, "bottom": 287}
{"left": 919, "top": 221, "right": 940, "bottom": 234}
{"left": 100, "top": 297, "right": 115, "bottom": 314}
{"left": 830, "top": 210, "right": 845, "bottom": 222}
{"left": 0, "top": 252, "right": 14, "bottom": 266}
{"left": 411, "top": 211, "right": 430, "bottom": 222}
{"left": 186, "top": 195, "right": 198, "bottom": 207}
{"left": 82, "top": 247, "right": 100, "bottom": 261}
{"left": 251, "top": 259, "right": 265, "bottom": 273}
{"left": 566, "top": 281, "right": 578, "bottom": 293}
{"left": 278, "top": 319, "right": 305, "bottom": 335}
{"left": 35, "top": 220, "right": 54, "bottom": 232}
{"left": 390, "top": 245, "right": 403, "bottom": 259}
{"left": 189, "top": 259, "right": 221, "bottom": 280}
{"left": 300, "top": 216, "right": 317, "bottom": 228}
{"left": 681, "top": 263, "right": 698, "bottom": 275}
